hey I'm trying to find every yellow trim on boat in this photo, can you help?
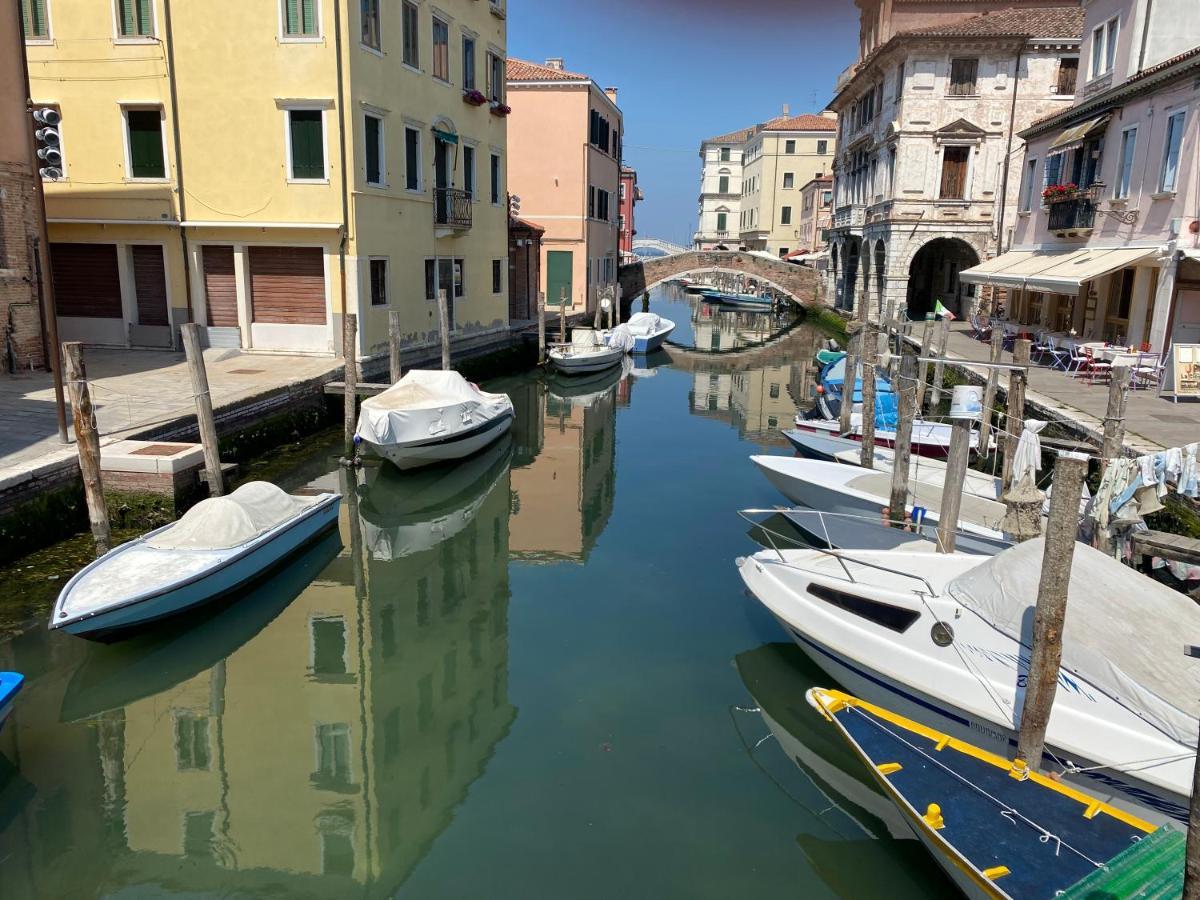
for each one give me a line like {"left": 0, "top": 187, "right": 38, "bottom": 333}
{"left": 807, "top": 688, "right": 1154, "bottom": 834}
{"left": 877, "top": 762, "right": 903, "bottom": 776}
{"left": 982, "top": 865, "right": 1011, "bottom": 880}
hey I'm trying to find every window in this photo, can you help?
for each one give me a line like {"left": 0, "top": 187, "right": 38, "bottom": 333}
{"left": 462, "top": 35, "right": 476, "bottom": 90}
{"left": 183, "top": 812, "right": 215, "bottom": 860}
{"left": 716, "top": 212, "right": 727, "bottom": 232}
{"left": 720, "top": 147, "right": 730, "bottom": 161}
{"left": 287, "top": 109, "right": 324, "bottom": 180}
{"left": 404, "top": 126, "right": 421, "bottom": 190}
{"left": 821, "top": 190, "right": 832, "bottom": 207}
{"left": 314, "top": 723, "right": 352, "bottom": 786}
{"left": 117, "top": 0, "right": 154, "bottom": 37}
{"left": 432, "top": 17, "right": 449, "bottom": 81}
{"left": 175, "top": 714, "right": 211, "bottom": 770}
{"left": 618, "top": 213, "right": 625, "bottom": 233}
{"left": 311, "top": 616, "right": 347, "bottom": 675}
{"left": 1160, "top": 110, "right": 1185, "bottom": 193}
{"left": 718, "top": 175, "right": 729, "bottom": 193}
{"left": 783, "top": 172, "right": 794, "bottom": 189}
{"left": 282, "top": 0, "right": 317, "bottom": 38}
{"left": 1091, "top": 17, "right": 1118, "bottom": 79}
{"left": 364, "top": 114, "right": 383, "bottom": 185}
{"left": 486, "top": 52, "right": 504, "bottom": 103}
{"left": 817, "top": 140, "right": 828, "bottom": 155}
{"left": 588, "top": 185, "right": 595, "bottom": 218}
{"left": 1055, "top": 57, "right": 1078, "bottom": 94}
{"left": 1044, "top": 152, "right": 1063, "bottom": 191}
{"left": 401, "top": 0, "right": 418, "bottom": 67}
{"left": 780, "top": 206, "right": 792, "bottom": 225}
{"left": 361, "top": 0, "right": 379, "bottom": 49}
{"left": 619, "top": 182, "right": 626, "bottom": 200}
{"left": 125, "top": 108, "right": 165, "bottom": 179}
{"left": 949, "top": 58, "right": 978, "bottom": 96}
{"left": 21, "top": 0, "right": 49, "bottom": 39}
{"left": 1019, "top": 158, "right": 1037, "bottom": 211}
{"left": 1115, "top": 126, "right": 1136, "bottom": 199}
{"left": 785, "top": 140, "right": 796, "bottom": 154}
{"left": 369, "top": 258, "right": 387, "bottom": 306}
{"left": 806, "top": 583, "right": 919, "bottom": 633}
{"left": 425, "top": 258, "right": 465, "bottom": 300}
{"left": 489, "top": 152, "right": 500, "bottom": 204}
{"left": 939, "top": 145, "right": 969, "bottom": 199}
{"left": 462, "top": 144, "right": 475, "bottom": 199}
{"left": 492, "top": 259, "right": 502, "bottom": 293}
{"left": 894, "top": 63, "right": 904, "bottom": 101}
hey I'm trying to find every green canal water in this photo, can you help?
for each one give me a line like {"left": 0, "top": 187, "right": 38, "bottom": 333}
{"left": 0, "top": 287, "right": 955, "bottom": 898}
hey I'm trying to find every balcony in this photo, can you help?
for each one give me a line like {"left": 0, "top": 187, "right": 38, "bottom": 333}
{"left": 434, "top": 188, "right": 472, "bottom": 234}
{"left": 832, "top": 204, "right": 864, "bottom": 229}
{"left": 1044, "top": 186, "right": 1097, "bottom": 237}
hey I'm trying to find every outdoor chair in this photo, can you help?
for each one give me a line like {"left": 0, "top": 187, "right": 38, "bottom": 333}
{"left": 968, "top": 313, "right": 991, "bottom": 341}
{"left": 1082, "top": 346, "right": 1112, "bottom": 384}
{"left": 1063, "top": 341, "right": 1089, "bottom": 376}
{"left": 1042, "top": 336, "right": 1070, "bottom": 371}
{"left": 1131, "top": 351, "right": 1164, "bottom": 391}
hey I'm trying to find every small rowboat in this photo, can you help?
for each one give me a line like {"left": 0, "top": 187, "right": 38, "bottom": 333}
{"left": 0, "top": 672, "right": 23, "bottom": 731}
{"left": 50, "top": 482, "right": 341, "bottom": 641}
{"left": 548, "top": 328, "right": 627, "bottom": 375}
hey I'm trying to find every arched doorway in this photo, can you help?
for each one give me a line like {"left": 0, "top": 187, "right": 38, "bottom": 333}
{"left": 843, "top": 237, "right": 861, "bottom": 312}
{"left": 906, "top": 238, "right": 979, "bottom": 320}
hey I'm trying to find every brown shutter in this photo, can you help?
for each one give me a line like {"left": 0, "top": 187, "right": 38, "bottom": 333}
{"left": 50, "top": 243, "right": 122, "bottom": 318}
{"left": 249, "top": 246, "right": 326, "bottom": 324}
{"left": 202, "top": 245, "right": 238, "bottom": 327}
{"left": 940, "top": 147, "right": 968, "bottom": 199}
{"left": 131, "top": 245, "right": 169, "bottom": 326}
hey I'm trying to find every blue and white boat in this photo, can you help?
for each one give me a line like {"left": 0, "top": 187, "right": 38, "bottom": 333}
{"left": 50, "top": 481, "right": 341, "bottom": 641}
{"left": 0, "top": 672, "right": 23, "bottom": 730}
{"left": 712, "top": 291, "right": 774, "bottom": 309}
{"left": 624, "top": 312, "right": 675, "bottom": 353}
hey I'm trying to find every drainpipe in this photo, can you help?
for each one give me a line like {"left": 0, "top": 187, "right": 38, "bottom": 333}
{"left": 163, "top": 0, "right": 192, "bottom": 343}
{"left": 333, "top": 0, "right": 353, "bottom": 360}
{"left": 995, "top": 45, "right": 1024, "bottom": 253}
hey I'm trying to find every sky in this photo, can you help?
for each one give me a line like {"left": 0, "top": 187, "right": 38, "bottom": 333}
{"left": 507, "top": 0, "right": 861, "bottom": 247}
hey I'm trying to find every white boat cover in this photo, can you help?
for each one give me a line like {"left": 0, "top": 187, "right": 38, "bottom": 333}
{"left": 356, "top": 370, "right": 512, "bottom": 448}
{"left": 148, "top": 481, "right": 316, "bottom": 551}
{"left": 606, "top": 324, "right": 635, "bottom": 352}
{"left": 947, "top": 537, "right": 1200, "bottom": 746}
{"left": 626, "top": 312, "right": 662, "bottom": 336}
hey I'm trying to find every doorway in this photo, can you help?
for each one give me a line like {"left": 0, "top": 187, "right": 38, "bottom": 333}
{"left": 546, "top": 250, "right": 573, "bottom": 308}
{"left": 906, "top": 238, "right": 979, "bottom": 319}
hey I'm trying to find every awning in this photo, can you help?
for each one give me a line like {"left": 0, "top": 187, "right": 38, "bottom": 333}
{"left": 960, "top": 247, "right": 1158, "bottom": 293}
{"left": 959, "top": 250, "right": 1037, "bottom": 285}
{"left": 1048, "top": 115, "right": 1110, "bottom": 153}
{"left": 432, "top": 128, "right": 459, "bottom": 144}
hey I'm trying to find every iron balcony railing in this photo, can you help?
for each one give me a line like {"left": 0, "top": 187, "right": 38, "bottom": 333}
{"left": 1046, "top": 189, "right": 1097, "bottom": 233}
{"left": 434, "top": 188, "right": 472, "bottom": 229}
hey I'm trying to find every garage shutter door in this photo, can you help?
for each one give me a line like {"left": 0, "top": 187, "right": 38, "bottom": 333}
{"left": 249, "top": 246, "right": 326, "bottom": 324}
{"left": 50, "top": 243, "right": 122, "bottom": 318}
{"left": 202, "top": 245, "right": 238, "bottom": 327}
{"left": 131, "top": 245, "right": 169, "bottom": 326}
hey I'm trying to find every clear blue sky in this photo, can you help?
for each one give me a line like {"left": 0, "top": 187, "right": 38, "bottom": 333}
{"left": 507, "top": 0, "right": 860, "bottom": 247}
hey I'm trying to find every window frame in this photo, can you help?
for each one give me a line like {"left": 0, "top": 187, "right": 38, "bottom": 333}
{"left": 121, "top": 104, "right": 169, "bottom": 182}
{"left": 491, "top": 258, "right": 502, "bottom": 294}
{"left": 948, "top": 57, "right": 979, "bottom": 97}
{"left": 937, "top": 144, "right": 971, "bottom": 201}
{"left": 404, "top": 125, "right": 423, "bottom": 192}
{"left": 1055, "top": 56, "right": 1079, "bottom": 95}
{"left": 368, "top": 256, "right": 388, "bottom": 307}
{"left": 21, "top": 0, "right": 53, "bottom": 43}
{"left": 360, "top": 0, "right": 381, "bottom": 52}
{"left": 462, "top": 33, "right": 477, "bottom": 90}
{"left": 401, "top": 0, "right": 419, "bottom": 69}
{"left": 279, "top": 0, "right": 322, "bottom": 43}
{"left": 462, "top": 143, "right": 476, "bottom": 199}
{"left": 1019, "top": 157, "right": 1037, "bottom": 212}
{"left": 113, "top": 0, "right": 156, "bottom": 42}
{"left": 284, "top": 105, "right": 328, "bottom": 183}
{"left": 364, "top": 112, "right": 384, "bottom": 187}
{"left": 431, "top": 15, "right": 450, "bottom": 83}
{"left": 784, "top": 139, "right": 796, "bottom": 154}
{"left": 489, "top": 152, "right": 501, "bottom": 205}
{"left": 780, "top": 205, "right": 792, "bottom": 226}
{"left": 1091, "top": 16, "right": 1119, "bottom": 80}
{"left": 782, "top": 172, "right": 794, "bottom": 189}
{"left": 1114, "top": 124, "right": 1137, "bottom": 199}
{"left": 1158, "top": 109, "right": 1185, "bottom": 194}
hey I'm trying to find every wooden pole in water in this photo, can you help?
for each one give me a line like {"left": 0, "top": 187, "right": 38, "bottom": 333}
{"left": 929, "top": 317, "right": 950, "bottom": 412}
{"left": 614, "top": 285, "right": 622, "bottom": 325}
{"left": 537, "top": 291, "right": 546, "bottom": 364}
{"left": 1015, "top": 452, "right": 1087, "bottom": 770}
{"left": 342, "top": 313, "right": 357, "bottom": 462}
{"left": 558, "top": 287, "right": 567, "bottom": 345}
{"left": 62, "top": 342, "right": 111, "bottom": 556}
{"left": 915, "top": 319, "right": 933, "bottom": 410}
{"left": 437, "top": 289, "right": 451, "bottom": 371}
{"left": 859, "top": 322, "right": 877, "bottom": 469}
{"left": 1001, "top": 339, "right": 1031, "bottom": 492}
{"left": 180, "top": 323, "right": 224, "bottom": 497}
{"left": 936, "top": 416, "right": 974, "bottom": 553}
{"left": 889, "top": 353, "right": 918, "bottom": 523}
{"left": 839, "top": 327, "right": 861, "bottom": 437}
{"left": 388, "top": 310, "right": 402, "bottom": 384}
{"left": 1101, "top": 366, "right": 1130, "bottom": 465}
{"left": 980, "top": 329, "right": 1004, "bottom": 439}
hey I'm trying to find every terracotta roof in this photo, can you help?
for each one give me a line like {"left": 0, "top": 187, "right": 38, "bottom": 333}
{"left": 762, "top": 114, "right": 838, "bottom": 132}
{"left": 510, "top": 216, "right": 545, "bottom": 234}
{"left": 903, "top": 6, "right": 1083, "bottom": 38}
{"left": 506, "top": 58, "right": 590, "bottom": 82}
{"left": 704, "top": 125, "right": 756, "bottom": 145}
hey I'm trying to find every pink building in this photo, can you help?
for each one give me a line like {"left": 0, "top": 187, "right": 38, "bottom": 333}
{"left": 506, "top": 58, "right": 622, "bottom": 315}
{"left": 962, "top": 0, "right": 1200, "bottom": 356}
{"left": 797, "top": 175, "right": 833, "bottom": 255}
{"left": 618, "top": 166, "right": 642, "bottom": 261}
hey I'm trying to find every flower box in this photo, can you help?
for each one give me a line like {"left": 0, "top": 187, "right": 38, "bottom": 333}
{"left": 1042, "top": 182, "right": 1079, "bottom": 203}
{"left": 462, "top": 89, "right": 488, "bottom": 107}
{"left": 489, "top": 101, "right": 511, "bottom": 117}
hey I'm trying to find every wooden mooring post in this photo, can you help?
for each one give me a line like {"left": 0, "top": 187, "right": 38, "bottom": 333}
{"left": 839, "top": 327, "right": 860, "bottom": 437}
{"left": 1001, "top": 339, "right": 1031, "bottom": 492}
{"left": 1015, "top": 452, "right": 1088, "bottom": 769}
{"left": 1101, "top": 366, "right": 1131, "bottom": 464}
{"left": 62, "top": 342, "right": 111, "bottom": 556}
{"left": 889, "top": 353, "right": 918, "bottom": 523}
{"left": 980, "top": 329, "right": 1004, "bottom": 441}
{"left": 929, "top": 318, "right": 950, "bottom": 412}
{"left": 936, "top": 415, "right": 975, "bottom": 554}
{"left": 388, "top": 310, "right": 402, "bottom": 384}
{"left": 915, "top": 320, "right": 933, "bottom": 411}
{"left": 537, "top": 291, "right": 546, "bottom": 364}
{"left": 342, "top": 313, "right": 358, "bottom": 463}
{"left": 859, "top": 323, "right": 877, "bottom": 469}
{"left": 558, "top": 288, "right": 567, "bottom": 345}
{"left": 437, "top": 289, "right": 451, "bottom": 371}
{"left": 180, "top": 323, "right": 224, "bottom": 496}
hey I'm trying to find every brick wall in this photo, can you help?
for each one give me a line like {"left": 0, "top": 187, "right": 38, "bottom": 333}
{"left": 0, "top": 161, "right": 45, "bottom": 372}
{"left": 619, "top": 250, "right": 822, "bottom": 306}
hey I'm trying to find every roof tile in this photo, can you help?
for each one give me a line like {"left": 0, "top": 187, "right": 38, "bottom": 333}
{"left": 506, "top": 58, "right": 590, "bottom": 83}
{"left": 903, "top": 6, "right": 1084, "bottom": 38}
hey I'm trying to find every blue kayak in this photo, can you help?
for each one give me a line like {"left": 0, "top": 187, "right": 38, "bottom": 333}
{"left": 0, "top": 672, "right": 23, "bottom": 730}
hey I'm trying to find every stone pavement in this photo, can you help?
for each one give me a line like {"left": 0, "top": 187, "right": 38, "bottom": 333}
{"left": 0, "top": 348, "right": 341, "bottom": 485}
{"left": 933, "top": 322, "right": 1198, "bottom": 454}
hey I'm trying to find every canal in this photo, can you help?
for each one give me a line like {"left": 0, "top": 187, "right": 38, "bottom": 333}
{"left": 0, "top": 286, "right": 955, "bottom": 898}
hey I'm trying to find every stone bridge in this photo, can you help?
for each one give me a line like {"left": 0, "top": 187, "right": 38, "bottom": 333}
{"left": 619, "top": 250, "right": 824, "bottom": 307}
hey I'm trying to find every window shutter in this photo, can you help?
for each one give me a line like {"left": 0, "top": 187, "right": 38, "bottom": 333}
{"left": 364, "top": 116, "right": 380, "bottom": 184}
{"left": 285, "top": 0, "right": 299, "bottom": 34}
{"left": 137, "top": 0, "right": 151, "bottom": 34}
{"left": 119, "top": 0, "right": 134, "bottom": 35}
{"left": 128, "top": 110, "right": 165, "bottom": 178}
{"left": 23, "top": 0, "right": 48, "bottom": 37}
{"left": 302, "top": 0, "right": 316, "bottom": 34}
{"left": 290, "top": 111, "right": 323, "bottom": 179}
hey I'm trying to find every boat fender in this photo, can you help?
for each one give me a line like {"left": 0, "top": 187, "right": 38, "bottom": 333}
{"left": 353, "top": 434, "right": 363, "bottom": 445}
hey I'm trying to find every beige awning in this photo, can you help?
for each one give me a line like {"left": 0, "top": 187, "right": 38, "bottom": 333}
{"left": 1024, "top": 247, "right": 1158, "bottom": 292}
{"left": 959, "top": 250, "right": 1036, "bottom": 285}
{"left": 1048, "top": 115, "right": 1111, "bottom": 153}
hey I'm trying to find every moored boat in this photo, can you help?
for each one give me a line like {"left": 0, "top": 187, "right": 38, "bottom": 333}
{"left": 625, "top": 312, "right": 676, "bottom": 353}
{"left": 50, "top": 482, "right": 341, "bottom": 641}
{"left": 355, "top": 369, "right": 514, "bottom": 470}
{"left": 0, "top": 673, "right": 23, "bottom": 731}
{"left": 791, "top": 411, "right": 983, "bottom": 458}
{"left": 548, "top": 327, "right": 628, "bottom": 375}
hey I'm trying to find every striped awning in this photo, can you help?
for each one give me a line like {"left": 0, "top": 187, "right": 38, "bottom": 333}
{"left": 1048, "top": 115, "right": 1110, "bottom": 153}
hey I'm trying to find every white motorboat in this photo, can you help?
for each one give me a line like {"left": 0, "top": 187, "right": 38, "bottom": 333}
{"left": 792, "top": 412, "right": 984, "bottom": 459}
{"left": 737, "top": 537, "right": 1200, "bottom": 825}
{"left": 355, "top": 369, "right": 514, "bottom": 470}
{"left": 751, "top": 455, "right": 1015, "bottom": 555}
{"left": 50, "top": 482, "right": 341, "bottom": 641}
{"left": 547, "top": 327, "right": 627, "bottom": 375}
{"left": 625, "top": 312, "right": 675, "bottom": 353}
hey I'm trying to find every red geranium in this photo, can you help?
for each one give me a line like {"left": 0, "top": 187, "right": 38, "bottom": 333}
{"left": 462, "top": 89, "right": 488, "bottom": 106}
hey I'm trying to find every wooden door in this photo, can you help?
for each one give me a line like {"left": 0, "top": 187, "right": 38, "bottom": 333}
{"left": 202, "top": 245, "right": 238, "bottom": 327}
{"left": 50, "top": 243, "right": 122, "bottom": 318}
{"left": 131, "top": 245, "right": 169, "bottom": 326}
{"left": 546, "top": 250, "right": 573, "bottom": 308}
{"left": 248, "top": 246, "right": 326, "bottom": 324}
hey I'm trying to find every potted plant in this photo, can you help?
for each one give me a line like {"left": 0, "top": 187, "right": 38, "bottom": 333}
{"left": 1041, "top": 182, "right": 1078, "bottom": 203}
{"left": 462, "top": 89, "right": 488, "bottom": 107}
{"left": 490, "top": 101, "right": 512, "bottom": 117}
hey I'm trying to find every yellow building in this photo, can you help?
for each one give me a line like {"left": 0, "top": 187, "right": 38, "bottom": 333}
{"left": 22, "top": 0, "right": 511, "bottom": 360}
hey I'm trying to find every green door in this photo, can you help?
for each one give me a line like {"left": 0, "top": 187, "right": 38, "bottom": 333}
{"left": 546, "top": 250, "right": 573, "bottom": 308}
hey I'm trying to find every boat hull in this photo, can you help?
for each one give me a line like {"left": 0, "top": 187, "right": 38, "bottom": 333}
{"left": 548, "top": 348, "right": 624, "bottom": 374}
{"left": 790, "top": 416, "right": 975, "bottom": 460}
{"left": 364, "top": 410, "right": 513, "bottom": 470}
{"left": 55, "top": 497, "right": 341, "bottom": 641}
{"left": 632, "top": 327, "right": 674, "bottom": 354}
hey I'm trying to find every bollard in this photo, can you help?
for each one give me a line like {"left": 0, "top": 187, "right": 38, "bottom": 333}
{"left": 62, "top": 342, "right": 111, "bottom": 556}
{"left": 388, "top": 310, "right": 402, "bottom": 384}
{"left": 342, "top": 313, "right": 358, "bottom": 462}
{"left": 181, "top": 323, "right": 224, "bottom": 496}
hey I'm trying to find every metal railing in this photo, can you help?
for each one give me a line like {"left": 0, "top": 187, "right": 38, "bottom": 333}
{"left": 1046, "top": 194, "right": 1096, "bottom": 233}
{"left": 434, "top": 188, "right": 472, "bottom": 229}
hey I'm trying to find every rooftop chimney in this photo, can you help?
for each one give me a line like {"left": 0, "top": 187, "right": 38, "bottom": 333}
{"left": 605, "top": 87, "right": 619, "bottom": 104}
{"left": 545, "top": 57, "right": 564, "bottom": 70}
{"left": 782, "top": 103, "right": 790, "bottom": 116}
{"left": 821, "top": 110, "right": 838, "bottom": 120}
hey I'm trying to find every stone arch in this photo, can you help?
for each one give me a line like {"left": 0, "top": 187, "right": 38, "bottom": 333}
{"left": 617, "top": 250, "right": 821, "bottom": 307}
{"left": 873, "top": 240, "right": 887, "bottom": 318}
{"left": 904, "top": 237, "right": 981, "bottom": 320}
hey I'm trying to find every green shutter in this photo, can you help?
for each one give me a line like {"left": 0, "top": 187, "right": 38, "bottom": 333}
{"left": 127, "top": 110, "right": 165, "bottom": 178}
{"left": 290, "top": 110, "right": 323, "bottom": 179}
{"left": 364, "top": 116, "right": 380, "bottom": 184}
{"left": 137, "top": 0, "right": 152, "bottom": 35}
{"left": 120, "top": 0, "right": 134, "bottom": 35}
{"left": 285, "top": 0, "right": 298, "bottom": 34}
{"left": 302, "top": 0, "right": 316, "bottom": 35}
{"left": 22, "top": 0, "right": 48, "bottom": 38}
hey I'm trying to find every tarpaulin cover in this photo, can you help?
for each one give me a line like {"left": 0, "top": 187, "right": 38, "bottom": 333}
{"left": 948, "top": 537, "right": 1200, "bottom": 747}
{"left": 626, "top": 312, "right": 662, "bottom": 336}
{"left": 148, "top": 482, "right": 316, "bottom": 551}
{"left": 356, "top": 369, "right": 513, "bottom": 448}
{"left": 606, "top": 324, "right": 636, "bottom": 353}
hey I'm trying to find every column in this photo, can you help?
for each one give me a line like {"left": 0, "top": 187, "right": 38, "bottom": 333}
{"left": 1147, "top": 252, "right": 1178, "bottom": 354}
{"left": 1126, "top": 264, "right": 1154, "bottom": 348}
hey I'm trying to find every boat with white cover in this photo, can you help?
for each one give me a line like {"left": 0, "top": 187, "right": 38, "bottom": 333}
{"left": 737, "top": 537, "right": 1200, "bottom": 825}
{"left": 50, "top": 482, "right": 341, "bottom": 640}
{"left": 355, "top": 369, "right": 514, "bottom": 470}
{"left": 791, "top": 411, "right": 982, "bottom": 458}
{"left": 625, "top": 312, "right": 675, "bottom": 353}
{"left": 547, "top": 327, "right": 629, "bottom": 375}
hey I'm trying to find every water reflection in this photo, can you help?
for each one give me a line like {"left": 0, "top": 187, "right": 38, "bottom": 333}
{"left": 649, "top": 283, "right": 801, "bottom": 352}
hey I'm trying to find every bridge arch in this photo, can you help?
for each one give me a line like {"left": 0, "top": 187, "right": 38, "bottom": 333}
{"left": 619, "top": 250, "right": 824, "bottom": 307}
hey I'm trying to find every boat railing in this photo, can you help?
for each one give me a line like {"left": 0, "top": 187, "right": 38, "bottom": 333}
{"left": 738, "top": 508, "right": 946, "bottom": 597}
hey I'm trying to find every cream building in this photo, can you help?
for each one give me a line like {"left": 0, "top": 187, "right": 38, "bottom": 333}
{"left": 693, "top": 126, "right": 752, "bottom": 250}
{"left": 23, "top": 0, "right": 510, "bottom": 361}
{"left": 739, "top": 112, "right": 838, "bottom": 256}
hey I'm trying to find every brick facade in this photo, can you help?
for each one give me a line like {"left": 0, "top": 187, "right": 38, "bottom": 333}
{"left": 619, "top": 250, "right": 821, "bottom": 306}
{"left": 0, "top": 164, "right": 45, "bottom": 373}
